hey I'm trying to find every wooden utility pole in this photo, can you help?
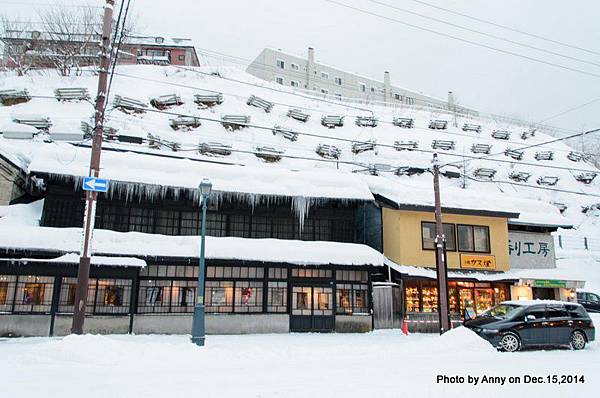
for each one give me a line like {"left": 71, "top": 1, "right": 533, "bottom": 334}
{"left": 71, "top": 0, "right": 115, "bottom": 334}
{"left": 432, "top": 153, "right": 451, "bottom": 334}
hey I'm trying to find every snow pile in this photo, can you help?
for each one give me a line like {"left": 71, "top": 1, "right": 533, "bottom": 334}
{"left": 0, "top": 225, "right": 384, "bottom": 266}
{"left": 0, "top": 331, "right": 597, "bottom": 398}
{"left": 5, "top": 253, "right": 147, "bottom": 268}
{"left": 0, "top": 200, "right": 43, "bottom": 226}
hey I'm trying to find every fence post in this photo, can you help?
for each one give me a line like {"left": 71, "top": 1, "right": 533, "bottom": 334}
{"left": 558, "top": 235, "right": 563, "bottom": 249}
{"left": 584, "top": 237, "right": 589, "bottom": 250}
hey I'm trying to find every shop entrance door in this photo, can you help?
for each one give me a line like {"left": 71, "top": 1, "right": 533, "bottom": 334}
{"left": 290, "top": 285, "right": 334, "bottom": 332}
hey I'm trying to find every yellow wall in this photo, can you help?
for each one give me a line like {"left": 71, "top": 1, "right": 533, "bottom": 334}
{"left": 383, "top": 209, "right": 510, "bottom": 271}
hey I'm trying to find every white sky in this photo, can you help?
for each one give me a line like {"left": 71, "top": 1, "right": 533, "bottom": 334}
{"left": 5, "top": 0, "right": 600, "bottom": 133}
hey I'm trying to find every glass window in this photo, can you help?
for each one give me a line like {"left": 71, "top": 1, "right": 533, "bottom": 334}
{"left": 251, "top": 215, "right": 272, "bottom": 238}
{"left": 275, "top": 77, "right": 284, "bottom": 85}
{"left": 267, "top": 281, "right": 287, "bottom": 312}
{"left": 234, "top": 281, "right": 263, "bottom": 313}
{"left": 457, "top": 225, "right": 475, "bottom": 251}
{"left": 170, "top": 280, "right": 197, "bottom": 313}
{"left": 321, "top": 71, "right": 329, "bottom": 79}
{"left": 155, "top": 209, "right": 179, "bottom": 235}
{"left": 13, "top": 276, "right": 54, "bottom": 313}
{"left": 353, "top": 284, "right": 369, "bottom": 314}
{"left": 334, "top": 77, "right": 342, "bottom": 85}
{"left": 525, "top": 306, "right": 547, "bottom": 320}
{"left": 313, "top": 287, "right": 333, "bottom": 316}
{"left": 474, "top": 289, "right": 494, "bottom": 314}
{"left": 138, "top": 280, "right": 172, "bottom": 313}
{"left": 474, "top": 226, "right": 490, "bottom": 252}
{"left": 292, "top": 286, "right": 311, "bottom": 315}
{"left": 0, "top": 275, "right": 17, "bottom": 312}
{"left": 405, "top": 282, "right": 420, "bottom": 312}
{"left": 206, "top": 281, "right": 233, "bottom": 313}
{"left": 421, "top": 285, "right": 438, "bottom": 313}
{"left": 291, "top": 63, "right": 299, "bottom": 70}
{"left": 95, "top": 279, "right": 131, "bottom": 314}
{"left": 547, "top": 305, "right": 568, "bottom": 319}
{"left": 422, "top": 222, "right": 455, "bottom": 250}
{"left": 276, "top": 59, "right": 285, "bottom": 69}
{"left": 58, "top": 277, "right": 96, "bottom": 314}
{"left": 180, "top": 210, "right": 200, "bottom": 235}
{"left": 336, "top": 284, "right": 352, "bottom": 314}
{"left": 458, "top": 225, "right": 490, "bottom": 253}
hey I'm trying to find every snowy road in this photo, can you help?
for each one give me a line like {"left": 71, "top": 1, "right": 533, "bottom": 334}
{"left": 1, "top": 324, "right": 598, "bottom": 398}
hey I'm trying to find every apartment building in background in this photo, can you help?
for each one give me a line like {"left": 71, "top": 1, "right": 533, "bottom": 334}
{"left": 246, "top": 47, "right": 472, "bottom": 113}
{"left": 0, "top": 30, "right": 199, "bottom": 69}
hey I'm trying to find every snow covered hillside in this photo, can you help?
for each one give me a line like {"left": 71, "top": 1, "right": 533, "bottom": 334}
{"left": 0, "top": 65, "right": 598, "bottom": 232}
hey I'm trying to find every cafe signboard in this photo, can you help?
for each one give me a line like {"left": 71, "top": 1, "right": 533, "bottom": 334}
{"left": 461, "top": 254, "right": 496, "bottom": 270}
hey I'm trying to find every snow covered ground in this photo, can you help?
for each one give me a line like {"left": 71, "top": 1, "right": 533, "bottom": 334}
{"left": 1, "top": 319, "right": 598, "bottom": 398}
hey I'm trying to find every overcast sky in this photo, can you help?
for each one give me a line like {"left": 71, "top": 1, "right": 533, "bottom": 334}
{"left": 5, "top": 0, "right": 600, "bottom": 133}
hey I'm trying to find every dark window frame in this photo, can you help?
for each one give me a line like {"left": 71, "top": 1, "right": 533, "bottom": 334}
{"left": 456, "top": 224, "right": 491, "bottom": 254}
{"left": 421, "top": 222, "right": 457, "bottom": 251}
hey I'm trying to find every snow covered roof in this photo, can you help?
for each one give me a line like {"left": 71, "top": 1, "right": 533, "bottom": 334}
{"left": 0, "top": 225, "right": 384, "bottom": 267}
{"left": 3, "top": 253, "right": 147, "bottom": 268}
{"left": 385, "top": 258, "right": 585, "bottom": 284}
{"left": 368, "top": 175, "right": 572, "bottom": 228}
{"left": 24, "top": 142, "right": 374, "bottom": 203}
{"left": 0, "top": 65, "right": 597, "bottom": 232}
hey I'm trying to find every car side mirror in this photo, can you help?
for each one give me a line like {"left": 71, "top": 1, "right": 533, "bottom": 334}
{"left": 525, "top": 314, "right": 536, "bottom": 322}
{"left": 463, "top": 309, "right": 472, "bottom": 321}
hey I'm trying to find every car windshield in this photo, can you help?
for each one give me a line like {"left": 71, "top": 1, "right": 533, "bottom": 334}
{"left": 479, "top": 304, "right": 522, "bottom": 319}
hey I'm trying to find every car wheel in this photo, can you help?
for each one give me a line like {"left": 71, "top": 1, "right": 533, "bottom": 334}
{"left": 499, "top": 333, "right": 521, "bottom": 352}
{"left": 571, "top": 331, "right": 586, "bottom": 350}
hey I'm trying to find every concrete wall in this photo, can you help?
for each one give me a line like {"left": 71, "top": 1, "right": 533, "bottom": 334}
{"left": 383, "top": 209, "right": 511, "bottom": 271}
{"left": 133, "top": 314, "right": 192, "bottom": 334}
{"left": 0, "top": 315, "right": 50, "bottom": 337}
{"left": 335, "top": 315, "right": 372, "bottom": 333}
{"left": 0, "top": 157, "right": 25, "bottom": 205}
{"left": 206, "top": 314, "right": 289, "bottom": 334}
{"left": 53, "top": 315, "right": 130, "bottom": 336}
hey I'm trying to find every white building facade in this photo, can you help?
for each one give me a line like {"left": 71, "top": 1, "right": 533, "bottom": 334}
{"left": 246, "top": 47, "right": 462, "bottom": 112}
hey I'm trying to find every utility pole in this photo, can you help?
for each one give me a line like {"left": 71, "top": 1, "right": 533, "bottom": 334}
{"left": 71, "top": 0, "right": 115, "bottom": 334}
{"left": 432, "top": 153, "right": 451, "bottom": 334}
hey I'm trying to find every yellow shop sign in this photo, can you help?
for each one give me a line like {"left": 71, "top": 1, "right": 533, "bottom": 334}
{"left": 461, "top": 254, "right": 496, "bottom": 270}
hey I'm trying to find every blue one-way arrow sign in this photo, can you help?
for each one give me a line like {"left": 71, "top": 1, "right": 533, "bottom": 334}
{"left": 82, "top": 177, "right": 109, "bottom": 193}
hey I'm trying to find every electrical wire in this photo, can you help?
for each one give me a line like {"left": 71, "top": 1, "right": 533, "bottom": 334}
{"left": 365, "top": 0, "right": 600, "bottom": 69}
{"left": 443, "top": 127, "right": 600, "bottom": 167}
{"left": 107, "top": 71, "right": 583, "bottom": 155}
{"left": 107, "top": 102, "right": 600, "bottom": 175}
{"left": 406, "top": 0, "right": 600, "bottom": 57}
{"left": 323, "top": 0, "right": 600, "bottom": 79}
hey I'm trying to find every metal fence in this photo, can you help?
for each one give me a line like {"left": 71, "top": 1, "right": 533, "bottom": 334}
{"left": 555, "top": 235, "right": 600, "bottom": 252}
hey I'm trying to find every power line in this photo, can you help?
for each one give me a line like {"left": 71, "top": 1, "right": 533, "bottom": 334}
{"left": 465, "top": 175, "right": 600, "bottom": 198}
{"left": 443, "top": 127, "right": 600, "bottom": 167}
{"left": 106, "top": 72, "right": 584, "bottom": 156}
{"left": 538, "top": 97, "right": 600, "bottom": 124}
{"left": 323, "top": 0, "right": 600, "bottom": 79}
{"left": 365, "top": 0, "right": 600, "bottom": 69}
{"left": 105, "top": 101, "right": 600, "bottom": 175}
{"left": 406, "top": 0, "right": 600, "bottom": 57}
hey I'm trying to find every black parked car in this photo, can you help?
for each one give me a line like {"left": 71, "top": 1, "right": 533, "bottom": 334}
{"left": 577, "top": 291, "right": 600, "bottom": 313}
{"left": 464, "top": 300, "right": 595, "bottom": 352}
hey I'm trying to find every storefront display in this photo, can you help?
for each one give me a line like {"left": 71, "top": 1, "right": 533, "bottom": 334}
{"left": 404, "top": 279, "right": 510, "bottom": 318}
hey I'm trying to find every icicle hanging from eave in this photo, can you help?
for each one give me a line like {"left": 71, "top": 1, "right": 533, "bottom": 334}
{"left": 42, "top": 173, "right": 360, "bottom": 230}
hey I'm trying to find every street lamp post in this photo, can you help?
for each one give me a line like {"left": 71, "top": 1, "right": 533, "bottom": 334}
{"left": 191, "top": 178, "right": 212, "bottom": 346}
